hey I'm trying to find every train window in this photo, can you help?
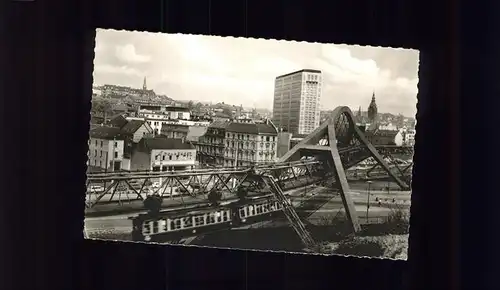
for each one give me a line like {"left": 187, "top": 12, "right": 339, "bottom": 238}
{"left": 216, "top": 211, "right": 222, "bottom": 222}
{"left": 208, "top": 214, "right": 216, "bottom": 224}
{"left": 143, "top": 222, "right": 151, "bottom": 234}
{"left": 158, "top": 219, "right": 166, "bottom": 233}
{"left": 239, "top": 208, "right": 246, "bottom": 218}
{"left": 152, "top": 221, "right": 158, "bottom": 233}
{"left": 175, "top": 219, "right": 181, "bottom": 229}
{"left": 194, "top": 216, "right": 204, "bottom": 226}
{"left": 183, "top": 217, "right": 193, "bottom": 228}
{"left": 224, "top": 210, "right": 230, "bottom": 221}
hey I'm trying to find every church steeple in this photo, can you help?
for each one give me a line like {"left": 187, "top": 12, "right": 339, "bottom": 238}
{"left": 367, "top": 91, "right": 378, "bottom": 123}
{"left": 356, "top": 106, "right": 363, "bottom": 123}
{"left": 142, "top": 76, "right": 147, "bottom": 91}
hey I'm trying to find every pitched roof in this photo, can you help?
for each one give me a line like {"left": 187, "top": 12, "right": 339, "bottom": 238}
{"left": 107, "top": 115, "right": 128, "bottom": 128}
{"left": 365, "top": 129, "right": 399, "bottom": 138}
{"left": 256, "top": 123, "right": 278, "bottom": 134}
{"left": 186, "top": 126, "right": 208, "bottom": 141}
{"left": 138, "top": 137, "right": 195, "bottom": 152}
{"left": 214, "top": 112, "right": 231, "bottom": 118}
{"left": 209, "top": 119, "right": 230, "bottom": 129}
{"left": 121, "top": 120, "right": 147, "bottom": 134}
{"left": 89, "top": 126, "right": 127, "bottom": 140}
{"left": 165, "top": 106, "right": 190, "bottom": 112}
{"left": 226, "top": 122, "right": 278, "bottom": 135}
{"left": 161, "top": 124, "right": 190, "bottom": 133}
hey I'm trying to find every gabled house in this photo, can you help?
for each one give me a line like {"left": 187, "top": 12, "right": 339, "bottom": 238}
{"left": 120, "top": 120, "right": 154, "bottom": 143}
{"left": 364, "top": 129, "right": 404, "bottom": 146}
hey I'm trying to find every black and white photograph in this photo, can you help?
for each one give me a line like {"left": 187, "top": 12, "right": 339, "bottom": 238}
{"left": 85, "top": 29, "right": 418, "bottom": 259}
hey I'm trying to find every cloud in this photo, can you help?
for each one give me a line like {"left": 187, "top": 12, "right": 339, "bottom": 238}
{"left": 94, "top": 64, "right": 143, "bottom": 76}
{"left": 93, "top": 31, "right": 419, "bottom": 117}
{"left": 115, "top": 44, "right": 151, "bottom": 63}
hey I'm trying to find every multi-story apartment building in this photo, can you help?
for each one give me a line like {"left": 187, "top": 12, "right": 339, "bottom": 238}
{"left": 137, "top": 106, "right": 191, "bottom": 134}
{"left": 224, "top": 119, "right": 279, "bottom": 167}
{"left": 87, "top": 127, "right": 126, "bottom": 172}
{"left": 195, "top": 120, "right": 229, "bottom": 166}
{"left": 196, "top": 119, "right": 279, "bottom": 167}
{"left": 402, "top": 128, "right": 416, "bottom": 146}
{"left": 272, "top": 69, "right": 322, "bottom": 135}
{"left": 160, "top": 123, "right": 190, "bottom": 140}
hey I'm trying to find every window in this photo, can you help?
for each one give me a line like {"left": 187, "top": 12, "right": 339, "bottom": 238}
{"left": 94, "top": 149, "right": 97, "bottom": 156}
{"left": 100, "top": 141, "right": 103, "bottom": 147}
{"left": 114, "top": 152, "right": 118, "bottom": 158}
{"left": 95, "top": 140, "right": 97, "bottom": 146}
{"left": 114, "top": 142, "right": 118, "bottom": 147}
{"left": 100, "top": 151, "right": 102, "bottom": 157}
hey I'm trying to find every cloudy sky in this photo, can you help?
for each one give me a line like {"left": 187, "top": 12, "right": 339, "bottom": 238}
{"left": 93, "top": 29, "right": 419, "bottom": 117}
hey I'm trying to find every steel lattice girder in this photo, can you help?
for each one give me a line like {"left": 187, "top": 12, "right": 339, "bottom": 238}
{"left": 278, "top": 106, "right": 411, "bottom": 233}
{"left": 85, "top": 160, "right": 322, "bottom": 208}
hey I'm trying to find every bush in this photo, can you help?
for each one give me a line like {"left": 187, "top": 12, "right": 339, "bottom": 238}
{"left": 335, "top": 238, "right": 385, "bottom": 257}
{"left": 385, "top": 208, "right": 410, "bottom": 234}
{"left": 359, "top": 207, "right": 410, "bottom": 236}
{"left": 316, "top": 211, "right": 354, "bottom": 240}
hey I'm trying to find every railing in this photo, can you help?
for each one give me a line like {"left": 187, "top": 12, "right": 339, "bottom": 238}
{"left": 87, "top": 160, "right": 320, "bottom": 180}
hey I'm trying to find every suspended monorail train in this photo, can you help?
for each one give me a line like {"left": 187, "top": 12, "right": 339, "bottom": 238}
{"left": 131, "top": 195, "right": 292, "bottom": 242}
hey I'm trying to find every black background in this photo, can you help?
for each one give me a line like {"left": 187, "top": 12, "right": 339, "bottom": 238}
{"left": 3, "top": 0, "right": 499, "bottom": 289}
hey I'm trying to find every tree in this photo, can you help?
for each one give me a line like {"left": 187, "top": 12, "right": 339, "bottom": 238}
{"left": 222, "top": 107, "right": 233, "bottom": 117}
{"left": 92, "top": 99, "right": 113, "bottom": 123}
{"left": 187, "top": 100, "right": 194, "bottom": 110}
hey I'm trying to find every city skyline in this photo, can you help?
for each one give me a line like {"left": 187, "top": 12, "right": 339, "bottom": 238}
{"left": 93, "top": 29, "right": 419, "bottom": 117}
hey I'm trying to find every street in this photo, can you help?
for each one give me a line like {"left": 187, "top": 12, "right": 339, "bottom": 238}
{"left": 85, "top": 185, "right": 410, "bottom": 240}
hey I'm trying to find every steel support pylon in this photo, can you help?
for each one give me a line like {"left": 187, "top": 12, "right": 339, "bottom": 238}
{"left": 278, "top": 106, "right": 410, "bottom": 233}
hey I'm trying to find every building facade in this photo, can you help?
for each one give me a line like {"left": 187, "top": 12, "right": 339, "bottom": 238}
{"left": 402, "top": 128, "right": 416, "bottom": 146}
{"left": 160, "top": 123, "right": 190, "bottom": 139}
{"left": 130, "top": 137, "right": 196, "bottom": 171}
{"left": 364, "top": 129, "right": 404, "bottom": 146}
{"left": 87, "top": 127, "right": 126, "bottom": 172}
{"left": 276, "top": 131, "right": 293, "bottom": 158}
{"left": 137, "top": 106, "right": 191, "bottom": 135}
{"left": 272, "top": 69, "right": 322, "bottom": 135}
{"left": 196, "top": 120, "right": 229, "bottom": 166}
{"left": 224, "top": 120, "right": 278, "bottom": 167}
